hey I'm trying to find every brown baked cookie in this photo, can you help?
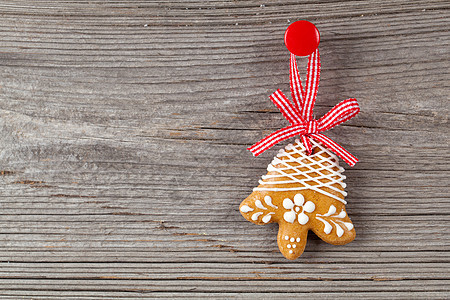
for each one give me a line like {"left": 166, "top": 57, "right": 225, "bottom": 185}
{"left": 240, "top": 139, "right": 355, "bottom": 260}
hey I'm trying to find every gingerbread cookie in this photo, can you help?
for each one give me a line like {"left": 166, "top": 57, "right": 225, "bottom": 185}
{"left": 240, "top": 139, "right": 355, "bottom": 260}
{"left": 241, "top": 22, "right": 360, "bottom": 260}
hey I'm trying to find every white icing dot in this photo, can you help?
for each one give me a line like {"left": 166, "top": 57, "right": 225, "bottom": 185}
{"left": 293, "top": 244, "right": 296, "bottom": 248}
{"left": 290, "top": 237, "right": 295, "bottom": 242}
{"left": 283, "top": 211, "right": 296, "bottom": 223}
{"left": 295, "top": 207, "right": 300, "bottom": 212}
{"left": 284, "top": 235, "right": 289, "bottom": 240}
{"left": 338, "top": 210, "right": 347, "bottom": 218}
{"left": 283, "top": 198, "right": 294, "bottom": 210}
{"left": 296, "top": 237, "right": 300, "bottom": 242}
{"left": 303, "top": 201, "right": 315, "bottom": 213}
{"left": 298, "top": 212, "right": 309, "bottom": 225}
{"left": 293, "top": 193, "right": 305, "bottom": 206}
{"left": 240, "top": 205, "right": 253, "bottom": 213}
{"left": 289, "top": 250, "right": 293, "bottom": 254}
{"left": 287, "top": 244, "right": 291, "bottom": 248}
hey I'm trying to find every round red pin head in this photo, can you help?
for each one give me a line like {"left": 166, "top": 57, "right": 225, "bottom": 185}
{"left": 284, "top": 20, "right": 320, "bottom": 56}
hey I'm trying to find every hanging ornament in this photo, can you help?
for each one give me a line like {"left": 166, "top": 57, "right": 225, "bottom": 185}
{"left": 240, "top": 21, "right": 359, "bottom": 260}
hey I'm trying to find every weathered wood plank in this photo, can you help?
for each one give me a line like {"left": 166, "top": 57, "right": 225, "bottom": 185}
{"left": 0, "top": 0, "right": 449, "bottom": 298}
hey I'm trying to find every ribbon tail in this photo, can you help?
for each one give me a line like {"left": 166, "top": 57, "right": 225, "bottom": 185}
{"left": 310, "top": 133, "right": 359, "bottom": 167}
{"left": 248, "top": 125, "right": 305, "bottom": 157}
{"left": 289, "top": 53, "right": 305, "bottom": 112}
{"left": 300, "top": 136, "right": 313, "bottom": 155}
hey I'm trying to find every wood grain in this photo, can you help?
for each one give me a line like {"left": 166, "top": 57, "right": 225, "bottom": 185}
{"left": 0, "top": 0, "right": 449, "bottom": 298}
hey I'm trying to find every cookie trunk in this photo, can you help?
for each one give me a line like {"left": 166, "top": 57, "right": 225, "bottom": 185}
{"left": 277, "top": 223, "right": 308, "bottom": 260}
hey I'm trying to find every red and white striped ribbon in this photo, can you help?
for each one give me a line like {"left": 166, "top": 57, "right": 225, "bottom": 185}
{"left": 248, "top": 49, "right": 360, "bottom": 166}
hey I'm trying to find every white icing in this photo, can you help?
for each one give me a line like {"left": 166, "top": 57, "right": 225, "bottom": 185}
{"left": 267, "top": 164, "right": 276, "bottom": 172}
{"left": 283, "top": 198, "right": 294, "bottom": 210}
{"left": 240, "top": 205, "right": 253, "bottom": 213}
{"left": 264, "top": 195, "right": 278, "bottom": 209}
{"left": 316, "top": 217, "right": 332, "bottom": 234}
{"left": 262, "top": 212, "right": 274, "bottom": 223}
{"left": 254, "top": 140, "right": 348, "bottom": 204}
{"left": 293, "top": 193, "right": 305, "bottom": 206}
{"left": 282, "top": 232, "right": 300, "bottom": 251}
{"left": 255, "top": 200, "right": 267, "bottom": 210}
{"left": 283, "top": 211, "right": 296, "bottom": 223}
{"left": 342, "top": 222, "right": 354, "bottom": 231}
{"left": 282, "top": 195, "right": 315, "bottom": 225}
{"left": 289, "top": 250, "right": 293, "bottom": 254}
{"left": 251, "top": 212, "right": 263, "bottom": 221}
{"left": 331, "top": 221, "right": 344, "bottom": 237}
{"left": 298, "top": 212, "right": 309, "bottom": 225}
{"left": 316, "top": 205, "right": 353, "bottom": 236}
{"left": 323, "top": 205, "right": 336, "bottom": 217}
{"left": 303, "top": 201, "right": 315, "bottom": 213}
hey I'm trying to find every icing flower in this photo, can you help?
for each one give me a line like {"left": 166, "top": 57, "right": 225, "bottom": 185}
{"left": 283, "top": 194, "right": 315, "bottom": 225}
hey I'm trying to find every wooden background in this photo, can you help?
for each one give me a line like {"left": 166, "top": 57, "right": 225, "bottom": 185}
{"left": 0, "top": 0, "right": 449, "bottom": 299}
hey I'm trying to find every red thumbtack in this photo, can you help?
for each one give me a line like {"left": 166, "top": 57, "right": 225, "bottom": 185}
{"left": 284, "top": 20, "right": 320, "bottom": 56}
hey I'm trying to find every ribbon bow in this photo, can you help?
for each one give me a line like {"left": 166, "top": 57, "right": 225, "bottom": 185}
{"left": 248, "top": 49, "right": 360, "bottom": 166}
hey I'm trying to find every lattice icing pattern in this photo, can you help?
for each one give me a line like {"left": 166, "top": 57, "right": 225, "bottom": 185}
{"left": 254, "top": 139, "right": 347, "bottom": 204}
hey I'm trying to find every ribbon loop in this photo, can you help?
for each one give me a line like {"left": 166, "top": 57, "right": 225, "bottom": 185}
{"left": 289, "top": 53, "right": 305, "bottom": 112}
{"left": 318, "top": 98, "right": 360, "bottom": 132}
{"left": 270, "top": 89, "right": 303, "bottom": 125}
{"left": 302, "top": 49, "right": 320, "bottom": 121}
{"left": 248, "top": 49, "right": 360, "bottom": 167}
